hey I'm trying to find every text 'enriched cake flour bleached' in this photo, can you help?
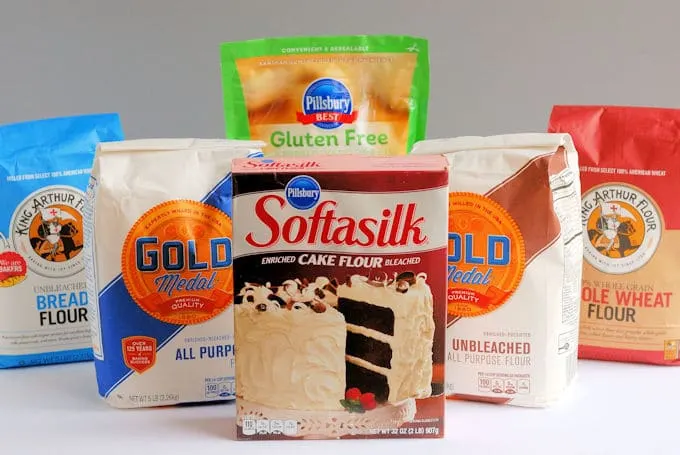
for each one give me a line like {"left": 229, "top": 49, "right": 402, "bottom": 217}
{"left": 411, "top": 133, "right": 583, "bottom": 407}
{"left": 549, "top": 105, "right": 680, "bottom": 365}
{"left": 231, "top": 155, "right": 448, "bottom": 439}
{"left": 84, "top": 138, "right": 264, "bottom": 407}
{"left": 220, "top": 35, "right": 429, "bottom": 157}
{"left": 0, "top": 113, "right": 124, "bottom": 369}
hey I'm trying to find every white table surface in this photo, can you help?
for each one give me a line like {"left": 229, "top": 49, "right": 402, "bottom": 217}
{"left": 1, "top": 359, "right": 677, "bottom": 455}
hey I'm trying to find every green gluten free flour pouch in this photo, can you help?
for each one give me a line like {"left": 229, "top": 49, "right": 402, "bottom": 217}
{"left": 220, "top": 35, "right": 429, "bottom": 156}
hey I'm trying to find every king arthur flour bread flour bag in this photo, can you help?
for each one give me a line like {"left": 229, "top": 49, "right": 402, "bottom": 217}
{"left": 0, "top": 113, "right": 124, "bottom": 369}
{"left": 411, "top": 133, "right": 583, "bottom": 407}
{"left": 220, "top": 35, "right": 429, "bottom": 156}
{"left": 549, "top": 105, "right": 680, "bottom": 365}
{"left": 84, "top": 138, "right": 264, "bottom": 407}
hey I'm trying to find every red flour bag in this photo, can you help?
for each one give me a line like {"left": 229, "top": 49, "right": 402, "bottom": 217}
{"left": 548, "top": 105, "right": 680, "bottom": 365}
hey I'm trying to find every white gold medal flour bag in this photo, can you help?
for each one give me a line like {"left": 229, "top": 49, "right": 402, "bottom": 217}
{"left": 84, "top": 138, "right": 264, "bottom": 408}
{"left": 411, "top": 133, "right": 583, "bottom": 407}
{"left": 0, "top": 113, "right": 124, "bottom": 369}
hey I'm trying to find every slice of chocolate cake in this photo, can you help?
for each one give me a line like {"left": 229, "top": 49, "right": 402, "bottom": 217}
{"left": 337, "top": 273, "right": 435, "bottom": 404}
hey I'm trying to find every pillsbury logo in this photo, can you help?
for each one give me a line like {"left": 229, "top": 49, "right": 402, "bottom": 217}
{"left": 296, "top": 78, "right": 357, "bottom": 130}
{"left": 285, "top": 176, "right": 321, "bottom": 210}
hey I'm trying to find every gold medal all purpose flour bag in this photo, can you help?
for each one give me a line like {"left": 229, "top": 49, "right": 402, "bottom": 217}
{"left": 84, "top": 138, "right": 264, "bottom": 407}
{"left": 0, "top": 113, "right": 124, "bottom": 369}
{"left": 411, "top": 133, "right": 583, "bottom": 407}
{"left": 220, "top": 35, "right": 429, "bottom": 156}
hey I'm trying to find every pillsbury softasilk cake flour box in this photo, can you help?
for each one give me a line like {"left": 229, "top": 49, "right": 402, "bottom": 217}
{"left": 231, "top": 155, "right": 448, "bottom": 440}
{"left": 83, "top": 138, "right": 264, "bottom": 408}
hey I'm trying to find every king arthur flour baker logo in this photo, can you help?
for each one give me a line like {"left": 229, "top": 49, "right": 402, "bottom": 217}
{"left": 10, "top": 185, "right": 86, "bottom": 278}
{"left": 296, "top": 78, "right": 358, "bottom": 130}
{"left": 582, "top": 183, "right": 663, "bottom": 274}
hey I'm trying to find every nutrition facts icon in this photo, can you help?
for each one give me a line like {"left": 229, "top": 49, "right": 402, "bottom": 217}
{"left": 491, "top": 379, "right": 504, "bottom": 394}
{"left": 242, "top": 418, "right": 298, "bottom": 436}
{"left": 283, "top": 420, "right": 298, "bottom": 436}
{"left": 242, "top": 418, "right": 256, "bottom": 436}
{"left": 518, "top": 379, "right": 531, "bottom": 394}
{"left": 504, "top": 380, "right": 517, "bottom": 395}
{"left": 478, "top": 377, "right": 491, "bottom": 393}
{"left": 664, "top": 339, "right": 679, "bottom": 361}
{"left": 269, "top": 420, "right": 284, "bottom": 435}
{"left": 256, "top": 419, "right": 270, "bottom": 435}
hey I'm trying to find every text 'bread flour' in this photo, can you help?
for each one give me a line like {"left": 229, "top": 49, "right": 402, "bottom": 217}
{"left": 231, "top": 155, "right": 447, "bottom": 439}
{"left": 0, "top": 113, "right": 124, "bottom": 369}
{"left": 549, "top": 105, "right": 680, "bottom": 365}
{"left": 84, "top": 138, "right": 264, "bottom": 407}
{"left": 411, "top": 133, "right": 583, "bottom": 407}
{"left": 220, "top": 35, "right": 429, "bottom": 156}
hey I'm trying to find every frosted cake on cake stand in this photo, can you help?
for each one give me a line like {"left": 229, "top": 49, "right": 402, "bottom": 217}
{"left": 234, "top": 273, "right": 434, "bottom": 439}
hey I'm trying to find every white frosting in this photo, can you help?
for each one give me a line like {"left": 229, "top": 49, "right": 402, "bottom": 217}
{"left": 234, "top": 272, "right": 435, "bottom": 410}
{"left": 234, "top": 283, "right": 346, "bottom": 411}
{"left": 275, "top": 277, "right": 339, "bottom": 308}
{"left": 338, "top": 273, "right": 435, "bottom": 402}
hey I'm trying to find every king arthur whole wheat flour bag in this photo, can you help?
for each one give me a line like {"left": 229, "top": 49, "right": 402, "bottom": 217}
{"left": 411, "top": 133, "right": 583, "bottom": 407}
{"left": 549, "top": 105, "right": 680, "bottom": 365}
{"left": 84, "top": 138, "right": 264, "bottom": 408}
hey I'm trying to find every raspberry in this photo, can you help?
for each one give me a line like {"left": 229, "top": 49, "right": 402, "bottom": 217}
{"left": 360, "top": 392, "right": 377, "bottom": 410}
{"left": 345, "top": 388, "right": 362, "bottom": 401}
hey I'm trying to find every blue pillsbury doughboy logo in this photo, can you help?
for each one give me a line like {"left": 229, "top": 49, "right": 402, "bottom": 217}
{"left": 296, "top": 78, "right": 357, "bottom": 130}
{"left": 285, "top": 176, "right": 321, "bottom": 210}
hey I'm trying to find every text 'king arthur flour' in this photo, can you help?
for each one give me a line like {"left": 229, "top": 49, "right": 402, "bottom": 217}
{"left": 231, "top": 155, "right": 447, "bottom": 439}
{"left": 549, "top": 105, "right": 680, "bottom": 365}
{"left": 84, "top": 138, "right": 264, "bottom": 408}
{"left": 411, "top": 133, "right": 583, "bottom": 407}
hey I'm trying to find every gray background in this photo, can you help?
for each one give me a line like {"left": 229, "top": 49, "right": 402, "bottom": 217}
{"left": 1, "top": 0, "right": 678, "bottom": 140}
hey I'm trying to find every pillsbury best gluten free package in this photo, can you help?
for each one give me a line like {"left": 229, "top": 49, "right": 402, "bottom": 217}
{"left": 220, "top": 35, "right": 429, "bottom": 156}
{"left": 0, "top": 113, "right": 124, "bottom": 369}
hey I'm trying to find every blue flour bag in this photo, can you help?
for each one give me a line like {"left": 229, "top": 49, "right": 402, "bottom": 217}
{"left": 0, "top": 113, "right": 124, "bottom": 368}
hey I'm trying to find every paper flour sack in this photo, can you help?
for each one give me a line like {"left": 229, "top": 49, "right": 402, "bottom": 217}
{"left": 411, "top": 133, "right": 583, "bottom": 407}
{"left": 0, "top": 113, "right": 124, "bottom": 369}
{"left": 84, "top": 138, "right": 264, "bottom": 408}
{"left": 549, "top": 105, "right": 680, "bottom": 365}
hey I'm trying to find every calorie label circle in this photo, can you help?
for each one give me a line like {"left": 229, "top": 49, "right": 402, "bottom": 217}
{"left": 447, "top": 192, "right": 526, "bottom": 318}
{"left": 121, "top": 200, "right": 234, "bottom": 326}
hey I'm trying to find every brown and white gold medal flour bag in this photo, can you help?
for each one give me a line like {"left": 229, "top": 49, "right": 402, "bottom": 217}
{"left": 84, "top": 138, "right": 264, "bottom": 407}
{"left": 549, "top": 105, "right": 680, "bottom": 365}
{"left": 220, "top": 35, "right": 429, "bottom": 156}
{"left": 411, "top": 133, "right": 583, "bottom": 407}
